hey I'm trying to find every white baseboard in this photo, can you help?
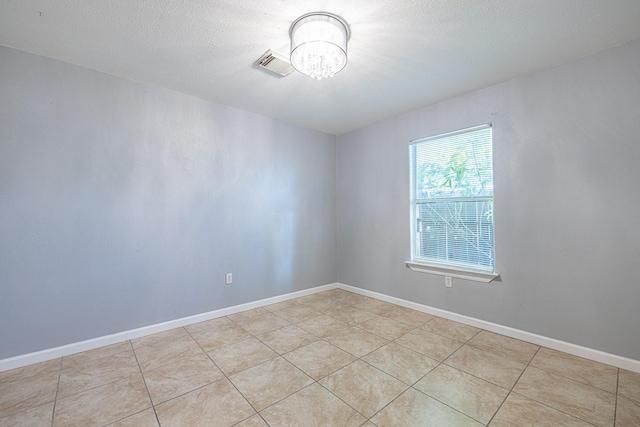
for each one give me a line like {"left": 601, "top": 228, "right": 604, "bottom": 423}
{"left": 337, "top": 283, "right": 640, "bottom": 373}
{"left": 0, "top": 283, "right": 339, "bottom": 372}
{"left": 3, "top": 281, "right": 638, "bottom": 374}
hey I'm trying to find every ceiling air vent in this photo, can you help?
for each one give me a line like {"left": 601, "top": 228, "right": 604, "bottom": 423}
{"left": 255, "top": 50, "right": 294, "bottom": 77}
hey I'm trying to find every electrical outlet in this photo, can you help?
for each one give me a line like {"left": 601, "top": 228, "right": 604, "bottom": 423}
{"left": 445, "top": 276, "right": 452, "bottom": 288}
{"left": 225, "top": 273, "right": 233, "bottom": 285}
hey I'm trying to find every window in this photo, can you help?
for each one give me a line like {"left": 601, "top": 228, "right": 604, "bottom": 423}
{"left": 408, "top": 123, "right": 496, "bottom": 281}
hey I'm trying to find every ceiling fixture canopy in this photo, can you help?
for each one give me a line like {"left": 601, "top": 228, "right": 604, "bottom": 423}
{"left": 289, "top": 12, "right": 350, "bottom": 80}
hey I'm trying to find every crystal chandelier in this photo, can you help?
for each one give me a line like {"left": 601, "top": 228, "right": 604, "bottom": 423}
{"left": 289, "top": 12, "right": 350, "bottom": 80}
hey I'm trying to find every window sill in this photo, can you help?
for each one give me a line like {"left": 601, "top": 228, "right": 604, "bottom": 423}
{"left": 405, "top": 261, "right": 498, "bottom": 283}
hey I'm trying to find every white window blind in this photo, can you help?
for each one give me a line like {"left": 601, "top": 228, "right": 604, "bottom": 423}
{"left": 410, "top": 123, "right": 495, "bottom": 273}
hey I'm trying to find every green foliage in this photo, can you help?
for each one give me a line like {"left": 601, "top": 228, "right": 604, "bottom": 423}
{"left": 443, "top": 151, "right": 469, "bottom": 190}
{"left": 417, "top": 138, "right": 492, "bottom": 199}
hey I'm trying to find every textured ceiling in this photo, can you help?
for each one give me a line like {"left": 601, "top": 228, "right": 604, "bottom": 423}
{"left": 2, "top": 0, "right": 640, "bottom": 135}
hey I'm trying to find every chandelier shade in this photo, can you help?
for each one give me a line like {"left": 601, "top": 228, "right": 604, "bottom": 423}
{"left": 290, "top": 13, "right": 350, "bottom": 80}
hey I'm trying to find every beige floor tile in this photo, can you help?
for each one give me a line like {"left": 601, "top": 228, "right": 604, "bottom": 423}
{"left": 445, "top": 344, "right": 526, "bottom": 389}
{"left": 241, "top": 312, "right": 291, "bottom": 335}
{"left": 131, "top": 328, "right": 202, "bottom": 371}
{"left": 58, "top": 349, "right": 140, "bottom": 398}
{"left": 131, "top": 327, "right": 190, "bottom": 347}
{"left": 294, "top": 295, "right": 336, "bottom": 312}
{"left": 284, "top": 340, "right": 356, "bottom": 380}
{"left": 617, "top": 395, "right": 640, "bottom": 427}
{"left": 142, "top": 352, "right": 224, "bottom": 404}
{"left": 324, "top": 326, "right": 389, "bottom": 357}
{"left": 108, "top": 408, "right": 159, "bottom": 427}
{"left": 62, "top": 342, "right": 132, "bottom": 368}
{"left": 415, "top": 364, "right": 508, "bottom": 424}
{"left": 261, "top": 383, "right": 366, "bottom": 426}
{"left": 184, "top": 316, "right": 235, "bottom": 333}
{"left": 329, "top": 306, "right": 378, "bottom": 325}
{"left": 619, "top": 369, "right": 640, "bottom": 404}
{"left": 468, "top": 331, "right": 539, "bottom": 364}
{"left": 53, "top": 374, "right": 151, "bottom": 427}
{"left": 531, "top": 347, "right": 618, "bottom": 393}
{"left": 382, "top": 307, "right": 435, "bottom": 326}
{"left": 294, "top": 293, "right": 330, "bottom": 305}
{"left": 189, "top": 322, "right": 252, "bottom": 352}
{"left": 234, "top": 414, "right": 268, "bottom": 427}
{"left": 317, "top": 288, "right": 351, "bottom": 299}
{"left": 331, "top": 292, "right": 370, "bottom": 306}
{"left": 0, "top": 369, "right": 59, "bottom": 418}
{"left": 422, "top": 317, "right": 481, "bottom": 342}
{"left": 395, "top": 328, "right": 462, "bottom": 361}
{"left": 272, "top": 305, "right": 320, "bottom": 323}
{"left": 317, "top": 288, "right": 354, "bottom": 301}
{"left": 155, "top": 378, "right": 255, "bottom": 427}
{"left": 263, "top": 299, "right": 299, "bottom": 312}
{"left": 0, "top": 402, "right": 53, "bottom": 427}
{"left": 319, "top": 360, "right": 407, "bottom": 418}
{"left": 208, "top": 338, "right": 277, "bottom": 376}
{"left": 227, "top": 308, "right": 270, "bottom": 325}
{"left": 296, "top": 314, "right": 350, "bottom": 338}
{"left": 5, "top": 298, "right": 631, "bottom": 427}
{"left": 513, "top": 366, "right": 615, "bottom": 426}
{"left": 230, "top": 357, "right": 313, "bottom": 411}
{"left": 322, "top": 301, "right": 352, "bottom": 317}
{"left": 354, "top": 299, "right": 398, "bottom": 315}
{"left": 357, "top": 316, "right": 415, "bottom": 340}
{"left": 133, "top": 332, "right": 204, "bottom": 372}
{"left": 0, "top": 358, "right": 60, "bottom": 382}
{"left": 362, "top": 342, "right": 439, "bottom": 385}
{"left": 490, "top": 393, "right": 593, "bottom": 427}
{"left": 256, "top": 325, "right": 319, "bottom": 354}
{"left": 370, "top": 388, "right": 482, "bottom": 426}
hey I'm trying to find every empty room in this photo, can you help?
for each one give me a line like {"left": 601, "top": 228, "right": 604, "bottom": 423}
{"left": 1, "top": 1, "right": 639, "bottom": 426}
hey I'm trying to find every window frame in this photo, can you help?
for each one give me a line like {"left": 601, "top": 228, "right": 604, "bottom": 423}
{"left": 406, "top": 123, "right": 498, "bottom": 283}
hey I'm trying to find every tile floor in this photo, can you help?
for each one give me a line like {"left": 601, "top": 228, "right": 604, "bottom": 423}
{"left": 1, "top": 288, "right": 639, "bottom": 426}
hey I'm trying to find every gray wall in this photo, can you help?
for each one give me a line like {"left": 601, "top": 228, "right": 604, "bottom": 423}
{"left": 0, "top": 46, "right": 337, "bottom": 359}
{"left": 337, "top": 39, "right": 640, "bottom": 360}
{"left": 3, "top": 37, "right": 640, "bottom": 362}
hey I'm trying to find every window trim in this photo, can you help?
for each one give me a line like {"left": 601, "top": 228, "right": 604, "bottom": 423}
{"left": 404, "top": 260, "right": 498, "bottom": 283}
{"left": 408, "top": 123, "right": 497, "bottom": 282}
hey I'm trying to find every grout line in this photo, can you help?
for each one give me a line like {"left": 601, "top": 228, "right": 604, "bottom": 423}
{"left": 484, "top": 345, "right": 541, "bottom": 426}
{"left": 313, "top": 375, "right": 374, "bottom": 421}
{"left": 187, "top": 321, "right": 278, "bottom": 423}
{"left": 410, "top": 386, "right": 490, "bottom": 425}
{"left": 515, "top": 347, "right": 621, "bottom": 394}
{"left": 379, "top": 328, "right": 489, "bottom": 424}
{"left": 296, "top": 300, "right": 470, "bottom": 424}
{"left": 301, "top": 306, "right": 436, "bottom": 423}
{"left": 484, "top": 349, "right": 601, "bottom": 427}
{"left": 253, "top": 296, "right": 399, "bottom": 422}
{"left": 354, "top": 362, "right": 413, "bottom": 422}
{"left": 505, "top": 391, "right": 601, "bottom": 427}
{"left": 49, "top": 357, "right": 63, "bottom": 427}
{"left": 613, "top": 368, "right": 620, "bottom": 426}
{"left": 129, "top": 340, "right": 162, "bottom": 427}
{"left": 318, "top": 300, "right": 440, "bottom": 422}
{"left": 103, "top": 408, "right": 157, "bottom": 426}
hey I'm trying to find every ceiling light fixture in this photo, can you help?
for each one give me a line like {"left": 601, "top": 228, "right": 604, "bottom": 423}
{"left": 289, "top": 12, "right": 350, "bottom": 80}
